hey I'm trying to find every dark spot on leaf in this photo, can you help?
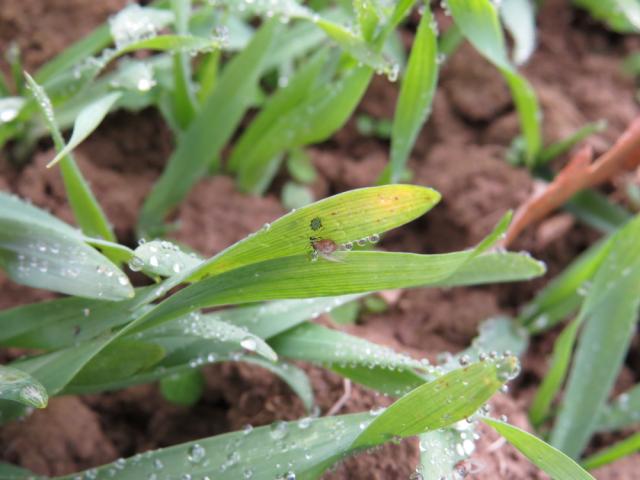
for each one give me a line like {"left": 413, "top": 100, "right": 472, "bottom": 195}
{"left": 310, "top": 217, "right": 322, "bottom": 231}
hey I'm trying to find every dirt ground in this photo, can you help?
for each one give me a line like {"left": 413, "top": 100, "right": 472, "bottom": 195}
{"left": 0, "top": 0, "right": 639, "bottom": 478}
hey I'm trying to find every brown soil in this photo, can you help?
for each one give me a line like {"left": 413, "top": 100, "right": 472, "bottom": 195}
{"left": 1, "top": 0, "right": 639, "bottom": 478}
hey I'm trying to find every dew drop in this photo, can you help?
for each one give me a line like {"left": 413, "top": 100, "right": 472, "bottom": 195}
{"left": 240, "top": 337, "right": 257, "bottom": 352}
{"left": 128, "top": 256, "right": 144, "bottom": 272}
{"left": 187, "top": 443, "right": 206, "bottom": 464}
{"left": 270, "top": 420, "right": 288, "bottom": 440}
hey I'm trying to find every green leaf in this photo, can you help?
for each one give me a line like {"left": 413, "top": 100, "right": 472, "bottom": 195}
{"left": 131, "top": 239, "right": 203, "bottom": 277}
{"left": 139, "top": 248, "right": 543, "bottom": 333}
{"left": 551, "top": 215, "right": 640, "bottom": 458}
{"left": 582, "top": 431, "right": 640, "bottom": 470}
{"left": 234, "top": 62, "right": 374, "bottom": 194}
{"left": 227, "top": 48, "right": 330, "bottom": 174}
{"left": 70, "top": 339, "right": 165, "bottom": 387}
{"left": 0, "top": 288, "right": 149, "bottom": 349}
{"left": 47, "top": 92, "right": 121, "bottom": 167}
{"left": 0, "top": 192, "right": 133, "bottom": 300}
{"left": 354, "top": 0, "right": 380, "bottom": 42}
{"left": 54, "top": 360, "right": 514, "bottom": 480}
{"left": 529, "top": 318, "right": 580, "bottom": 426}
{"left": 537, "top": 120, "right": 607, "bottom": 165}
{"left": 566, "top": 190, "right": 632, "bottom": 234}
{"left": 180, "top": 313, "right": 278, "bottom": 362}
{"left": 190, "top": 185, "right": 441, "bottom": 281}
{"left": 160, "top": 369, "right": 204, "bottom": 407}
{"left": 170, "top": 0, "right": 198, "bottom": 129}
{"left": 500, "top": 0, "right": 536, "bottom": 65}
{"left": 221, "top": 295, "right": 364, "bottom": 339}
{"left": 446, "top": 0, "right": 541, "bottom": 164}
{"left": 519, "top": 238, "right": 611, "bottom": 333}
{"left": 24, "top": 73, "right": 116, "bottom": 244}
{"left": 269, "top": 322, "right": 423, "bottom": 372}
{"left": 353, "top": 357, "right": 518, "bottom": 447}
{"left": 138, "top": 20, "right": 281, "bottom": 235}
{"left": 596, "top": 384, "right": 640, "bottom": 432}
{"left": 574, "top": 0, "right": 640, "bottom": 33}
{"left": 380, "top": 6, "right": 438, "bottom": 184}
{"left": 483, "top": 418, "right": 595, "bottom": 479}
{"left": 314, "top": 19, "right": 397, "bottom": 77}
{"left": 0, "top": 366, "right": 48, "bottom": 409}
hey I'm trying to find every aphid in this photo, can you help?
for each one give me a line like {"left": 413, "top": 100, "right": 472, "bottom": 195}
{"left": 310, "top": 216, "right": 322, "bottom": 231}
{"left": 310, "top": 237, "right": 344, "bottom": 262}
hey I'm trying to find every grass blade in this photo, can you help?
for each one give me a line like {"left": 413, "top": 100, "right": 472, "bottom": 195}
{"left": 234, "top": 63, "right": 374, "bottom": 194}
{"left": 519, "top": 238, "right": 611, "bottom": 332}
{"left": 55, "top": 359, "right": 515, "bottom": 480}
{"left": 138, "top": 20, "right": 281, "bottom": 235}
{"left": 227, "top": 48, "right": 330, "bottom": 173}
{"left": 0, "top": 289, "right": 148, "bottom": 349}
{"left": 139, "top": 249, "right": 543, "bottom": 332}
{"left": 582, "top": 432, "right": 640, "bottom": 470}
{"left": 550, "top": 215, "right": 640, "bottom": 458}
{"left": 181, "top": 314, "right": 278, "bottom": 362}
{"left": 529, "top": 318, "right": 580, "bottom": 426}
{"left": 0, "top": 366, "right": 48, "bottom": 409}
{"left": 445, "top": 0, "right": 541, "bottom": 164}
{"left": 189, "top": 185, "right": 441, "bottom": 281}
{"left": 379, "top": 6, "right": 438, "bottom": 184}
{"left": 170, "top": 0, "right": 197, "bottom": 128}
{"left": 483, "top": 418, "right": 595, "bottom": 479}
{"left": 353, "top": 357, "right": 519, "bottom": 447}
{"left": 269, "top": 322, "right": 423, "bottom": 383}
{"left": 0, "top": 192, "right": 133, "bottom": 300}
{"left": 24, "top": 73, "right": 116, "bottom": 243}
{"left": 47, "top": 92, "right": 121, "bottom": 167}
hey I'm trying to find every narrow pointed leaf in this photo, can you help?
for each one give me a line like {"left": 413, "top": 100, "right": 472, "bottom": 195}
{"left": 0, "top": 192, "right": 133, "bottom": 300}
{"left": 380, "top": 6, "right": 438, "bottom": 184}
{"left": 47, "top": 92, "right": 121, "bottom": 167}
{"left": 24, "top": 73, "right": 116, "bottom": 243}
{"left": 269, "top": 322, "right": 423, "bottom": 371}
{"left": 139, "top": 20, "right": 281, "bottom": 235}
{"left": 445, "top": 0, "right": 541, "bottom": 163}
{"left": 189, "top": 185, "right": 441, "bottom": 281}
{"left": 483, "top": 418, "right": 595, "bottom": 479}
{"left": 582, "top": 432, "right": 640, "bottom": 470}
{"left": 551, "top": 215, "right": 640, "bottom": 458}
{"left": 353, "top": 357, "right": 518, "bottom": 448}
{"left": 181, "top": 314, "right": 278, "bottom": 362}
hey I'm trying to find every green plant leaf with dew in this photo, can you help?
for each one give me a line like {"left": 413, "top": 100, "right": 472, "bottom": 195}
{"left": 445, "top": 0, "right": 542, "bottom": 165}
{"left": 550, "top": 214, "right": 640, "bottom": 458}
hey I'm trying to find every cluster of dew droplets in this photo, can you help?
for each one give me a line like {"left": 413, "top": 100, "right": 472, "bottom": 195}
{"left": 109, "top": 4, "right": 159, "bottom": 49}
{"left": 14, "top": 235, "right": 129, "bottom": 295}
{"left": 209, "top": 0, "right": 310, "bottom": 24}
{"left": 181, "top": 312, "right": 261, "bottom": 361}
